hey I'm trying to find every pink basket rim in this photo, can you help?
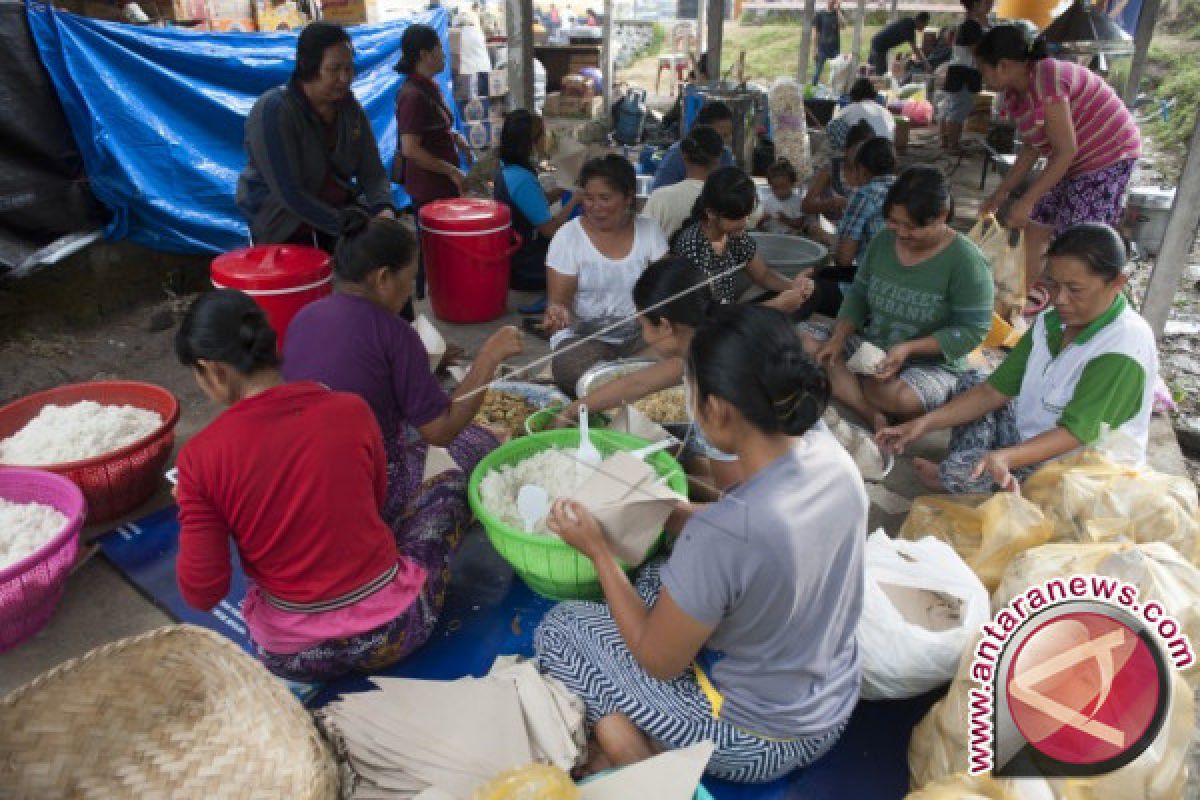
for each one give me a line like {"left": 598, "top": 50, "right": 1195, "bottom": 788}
{"left": 0, "top": 467, "right": 86, "bottom": 581}
{"left": 0, "top": 380, "right": 180, "bottom": 472}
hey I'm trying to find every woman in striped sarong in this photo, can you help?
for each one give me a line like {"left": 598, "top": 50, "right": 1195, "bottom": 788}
{"left": 535, "top": 306, "right": 868, "bottom": 783}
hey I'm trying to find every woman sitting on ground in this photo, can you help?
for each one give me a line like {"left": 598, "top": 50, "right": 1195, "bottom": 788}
{"left": 803, "top": 166, "right": 993, "bottom": 431}
{"left": 175, "top": 291, "right": 447, "bottom": 681}
{"left": 237, "top": 21, "right": 394, "bottom": 252}
{"left": 671, "top": 166, "right": 813, "bottom": 313}
{"left": 536, "top": 305, "right": 866, "bottom": 783}
{"left": 557, "top": 256, "right": 742, "bottom": 494}
{"left": 877, "top": 223, "right": 1157, "bottom": 493}
{"left": 282, "top": 210, "right": 522, "bottom": 540}
{"left": 494, "top": 110, "right": 581, "bottom": 304}
{"left": 801, "top": 119, "right": 875, "bottom": 242}
{"left": 643, "top": 125, "right": 725, "bottom": 238}
{"left": 542, "top": 155, "right": 668, "bottom": 396}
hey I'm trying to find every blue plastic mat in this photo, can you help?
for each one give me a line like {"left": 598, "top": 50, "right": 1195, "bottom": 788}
{"left": 99, "top": 508, "right": 937, "bottom": 799}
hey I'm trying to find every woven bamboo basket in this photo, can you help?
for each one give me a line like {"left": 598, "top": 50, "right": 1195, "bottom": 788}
{"left": 0, "top": 625, "right": 338, "bottom": 799}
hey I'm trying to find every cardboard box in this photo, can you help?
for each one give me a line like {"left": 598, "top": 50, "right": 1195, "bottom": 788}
{"left": 208, "top": 16, "right": 256, "bottom": 30}
{"left": 464, "top": 120, "right": 499, "bottom": 150}
{"left": 487, "top": 67, "right": 507, "bottom": 98}
{"left": 208, "top": 0, "right": 255, "bottom": 24}
{"left": 318, "top": 0, "right": 375, "bottom": 25}
{"left": 544, "top": 92, "right": 602, "bottom": 119}
{"left": 254, "top": 0, "right": 307, "bottom": 31}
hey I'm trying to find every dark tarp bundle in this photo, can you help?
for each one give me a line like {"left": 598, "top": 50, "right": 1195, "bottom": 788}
{"left": 0, "top": 0, "right": 108, "bottom": 277}
{"left": 24, "top": 3, "right": 459, "bottom": 255}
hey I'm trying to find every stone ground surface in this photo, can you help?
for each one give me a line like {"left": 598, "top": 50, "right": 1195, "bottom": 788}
{"left": 1, "top": 129, "right": 1197, "bottom": 800}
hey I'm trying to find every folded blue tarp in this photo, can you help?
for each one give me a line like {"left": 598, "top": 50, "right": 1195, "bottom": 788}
{"left": 25, "top": 3, "right": 459, "bottom": 254}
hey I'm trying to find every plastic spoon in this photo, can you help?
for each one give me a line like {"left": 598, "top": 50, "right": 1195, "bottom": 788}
{"left": 576, "top": 404, "right": 603, "bottom": 467}
{"left": 629, "top": 439, "right": 673, "bottom": 461}
{"left": 516, "top": 485, "right": 551, "bottom": 532}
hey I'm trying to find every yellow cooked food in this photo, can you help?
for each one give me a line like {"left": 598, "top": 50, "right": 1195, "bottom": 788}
{"left": 633, "top": 388, "right": 687, "bottom": 423}
{"left": 474, "top": 391, "right": 537, "bottom": 437}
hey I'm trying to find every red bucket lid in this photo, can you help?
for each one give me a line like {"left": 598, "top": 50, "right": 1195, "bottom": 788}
{"left": 210, "top": 245, "right": 332, "bottom": 291}
{"left": 419, "top": 198, "right": 511, "bottom": 232}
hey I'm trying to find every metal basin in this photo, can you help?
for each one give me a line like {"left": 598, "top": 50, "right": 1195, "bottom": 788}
{"left": 749, "top": 232, "right": 829, "bottom": 276}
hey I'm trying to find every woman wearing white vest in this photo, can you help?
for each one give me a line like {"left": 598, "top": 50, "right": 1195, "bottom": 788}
{"left": 876, "top": 223, "right": 1157, "bottom": 493}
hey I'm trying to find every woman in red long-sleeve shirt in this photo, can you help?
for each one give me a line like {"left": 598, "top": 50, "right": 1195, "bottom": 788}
{"left": 174, "top": 289, "right": 450, "bottom": 681}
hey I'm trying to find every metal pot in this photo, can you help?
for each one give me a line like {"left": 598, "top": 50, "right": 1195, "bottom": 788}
{"left": 1126, "top": 187, "right": 1175, "bottom": 257}
{"left": 748, "top": 232, "right": 829, "bottom": 277}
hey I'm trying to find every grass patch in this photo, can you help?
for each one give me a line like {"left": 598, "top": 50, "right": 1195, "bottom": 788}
{"left": 716, "top": 23, "right": 881, "bottom": 83}
{"left": 1142, "top": 41, "right": 1200, "bottom": 182}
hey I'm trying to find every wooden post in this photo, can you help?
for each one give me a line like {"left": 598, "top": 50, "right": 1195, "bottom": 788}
{"left": 505, "top": 0, "right": 535, "bottom": 112}
{"left": 889, "top": 0, "right": 898, "bottom": 23}
{"left": 601, "top": 0, "right": 614, "bottom": 118}
{"left": 1141, "top": 108, "right": 1200, "bottom": 339}
{"left": 798, "top": 0, "right": 816, "bottom": 84}
{"left": 853, "top": 0, "right": 865, "bottom": 69}
{"left": 706, "top": 0, "right": 724, "bottom": 82}
{"left": 1123, "top": 0, "right": 1161, "bottom": 106}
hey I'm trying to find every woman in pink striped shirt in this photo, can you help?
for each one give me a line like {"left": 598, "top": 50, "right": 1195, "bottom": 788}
{"left": 976, "top": 25, "right": 1140, "bottom": 293}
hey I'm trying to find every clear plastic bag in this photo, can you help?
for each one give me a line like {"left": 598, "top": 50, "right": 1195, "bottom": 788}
{"left": 967, "top": 215, "right": 1025, "bottom": 315}
{"left": 905, "top": 772, "right": 1056, "bottom": 800}
{"left": 1022, "top": 443, "right": 1200, "bottom": 566}
{"left": 859, "top": 531, "right": 990, "bottom": 700}
{"left": 768, "top": 77, "right": 812, "bottom": 181}
{"left": 898, "top": 493, "right": 1054, "bottom": 591}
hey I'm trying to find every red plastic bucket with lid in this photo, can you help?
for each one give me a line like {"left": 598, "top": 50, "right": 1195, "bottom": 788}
{"left": 419, "top": 198, "right": 522, "bottom": 324}
{"left": 210, "top": 245, "right": 332, "bottom": 349}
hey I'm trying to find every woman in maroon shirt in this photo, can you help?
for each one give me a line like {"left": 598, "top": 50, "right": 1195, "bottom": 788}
{"left": 393, "top": 23, "right": 468, "bottom": 318}
{"left": 174, "top": 289, "right": 462, "bottom": 682}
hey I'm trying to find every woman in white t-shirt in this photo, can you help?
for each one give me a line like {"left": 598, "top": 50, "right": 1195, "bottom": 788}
{"left": 544, "top": 155, "right": 669, "bottom": 396}
{"left": 643, "top": 125, "right": 724, "bottom": 238}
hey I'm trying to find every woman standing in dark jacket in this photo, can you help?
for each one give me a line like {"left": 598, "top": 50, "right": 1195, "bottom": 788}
{"left": 237, "top": 22, "right": 394, "bottom": 252}
{"left": 393, "top": 23, "right": 469, "bottom": 317}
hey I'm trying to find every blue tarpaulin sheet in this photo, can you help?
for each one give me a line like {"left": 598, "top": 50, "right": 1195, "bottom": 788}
{"left": 24, "top": 3, "right": 459, "bottom": 254}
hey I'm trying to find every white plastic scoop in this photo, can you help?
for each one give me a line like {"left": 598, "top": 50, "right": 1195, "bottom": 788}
{"left": 576, "top": 404, "right": 603, "bottom": 467}
{"left": 516, "top": 484, "right": 551, "bottom": 532}
{"left": 629, "top": 439, "right": 673, "bottom": 461}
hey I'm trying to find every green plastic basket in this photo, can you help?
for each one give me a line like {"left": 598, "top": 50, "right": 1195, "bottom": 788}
{"left": 468, "top": 429, "right": 689, "bottom": 600}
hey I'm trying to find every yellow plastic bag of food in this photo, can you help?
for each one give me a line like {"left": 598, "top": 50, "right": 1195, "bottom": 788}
{"left": 968, "top": 214, "right": 1025, "bottom": 315}
{"left": 1022, "top": 450, "right": 1200, "bottom": 566}
{"left": 909, "top": 542, "right": 1199, "bottom": 797}
{"left": 899, "top": 493, "right": 1053, "bottom": 591}
{"left": 470, "top": 764, "right": 580, "bottom": 800}
{"left": 909, "top": 663, "right": 1194, "bottom": 798}
{"left": 992, "top": 541, "right": 1200, "bottom": 689}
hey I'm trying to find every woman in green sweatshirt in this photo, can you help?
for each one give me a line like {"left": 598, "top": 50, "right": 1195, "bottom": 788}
{"left": 802, "top": 166, "right": 994, "bottom": 431}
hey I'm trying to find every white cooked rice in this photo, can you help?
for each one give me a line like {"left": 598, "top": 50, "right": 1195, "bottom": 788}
{"left": 0, "top": 401, "right": 162, "bottom": 466}
{"left": 0, "top": 497, "right": 69, "bottom": 570}
{"left": 478, "top": 447, "right": 596, "bottom": 535}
